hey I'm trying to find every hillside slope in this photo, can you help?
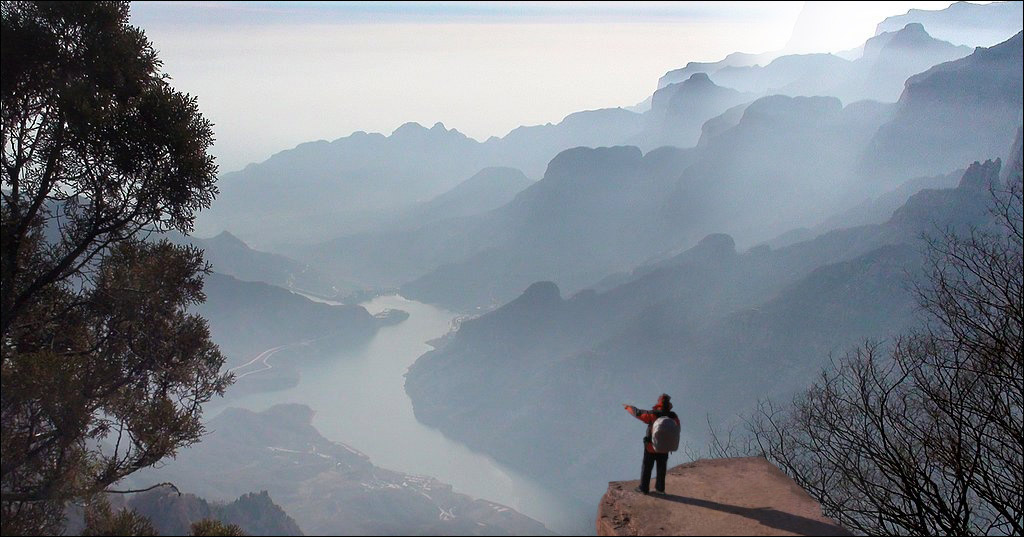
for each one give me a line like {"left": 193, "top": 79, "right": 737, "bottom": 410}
{"left": 128, "top": 405, "right": 554, "bottom": 536}
{"left": 406, "top": 158, "right": 1006, "bottom": 502}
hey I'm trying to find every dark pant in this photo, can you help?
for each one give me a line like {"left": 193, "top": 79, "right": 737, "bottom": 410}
{"left": 640, "top": 449, "right": 669, "bottom": 493}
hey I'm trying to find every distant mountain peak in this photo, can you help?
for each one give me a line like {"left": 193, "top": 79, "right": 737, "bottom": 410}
{"left": 543, "top": 145, "right": 643, "bottom": 181}
{"left": 695, "top": 233, "right": 737, "bottom": 256}
{"left": 875, "top": 1, "right": 1022, "bottom": 48}
{"left": 560, "top": 107, "right": 639, "bottom": 126}
{"left": 677, "top": 71, "right": 735, "bottom": 97}
{"left": 209, "top": 230, "right": 248, "bottom": 248}
{"left": 392, "top": 121, "right": 427, "bottom": 135}
{"left": 958, "top": 159, "right": 1001, "bottom": 190}
{"left": 687, "top": 72, "right": 712, "bottom": 83}
{"left": 902, "top": 22, "right": 927, "bottom": 34}
{"left": 648, "top": 71, "right": 742, "bottom": 121}
{"left": 887, "top": 22, "right": 943, "bottom": 48}
{"left": 657, "top": 50, "right": 775, "bottom": 88}
{"left": 391, "top": 120, "right": 466, "bottom": 140}
{"left": 864, "top": 31, "right": 1022, "bottom": 182}
{"left": 518, "top": 281, "right": 561, "bottom": 305}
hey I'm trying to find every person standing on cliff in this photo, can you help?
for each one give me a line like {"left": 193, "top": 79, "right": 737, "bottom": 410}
{"left": 623, "top": 394, "right": 681, "bottom": 495}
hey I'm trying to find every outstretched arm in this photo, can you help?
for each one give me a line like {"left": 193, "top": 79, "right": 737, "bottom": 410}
{"left": 623, "top": 404, "right": 658, "bottom": 424}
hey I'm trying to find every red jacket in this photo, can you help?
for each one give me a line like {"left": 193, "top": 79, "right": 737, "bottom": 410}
{"left": 625, "top": 402, "right": 681, "bottom": 453}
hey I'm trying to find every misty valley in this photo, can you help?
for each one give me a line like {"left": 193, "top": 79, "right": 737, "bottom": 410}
{"left": 2, "top": 1, "right": 1022, "bottom": 536}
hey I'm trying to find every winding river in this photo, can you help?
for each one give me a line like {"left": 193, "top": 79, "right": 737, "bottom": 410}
{"left": 212, "top": 294, "right": 592, "bottom": 535}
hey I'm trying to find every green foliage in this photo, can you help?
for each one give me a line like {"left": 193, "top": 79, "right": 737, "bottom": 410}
{"left": 1, "top": 0, "right": 218, "bottom": 336}
{"left": 1, "top": 1, "right": 229, "bottom": 534}
{"left": 82, "top": 497, "right": 158, "bottom": 537}
{"left": 189, "top": 519, "right": 246, "bottom": 537}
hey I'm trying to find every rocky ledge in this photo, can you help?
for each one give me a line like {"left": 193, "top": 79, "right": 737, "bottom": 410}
{"left": 597, "top": 457, "right": 850, "bottom": 536}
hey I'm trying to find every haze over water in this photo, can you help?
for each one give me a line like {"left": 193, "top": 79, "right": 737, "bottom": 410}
{"left": 211, "top": 294, "right": 593, "bottom": 535}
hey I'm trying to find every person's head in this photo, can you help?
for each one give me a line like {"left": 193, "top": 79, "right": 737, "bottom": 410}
{"left": 656, "top": 393, "right": 672, "bottom": 411}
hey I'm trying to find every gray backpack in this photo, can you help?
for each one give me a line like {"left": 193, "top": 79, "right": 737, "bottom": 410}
{"left": 651, "top": 416, "right": 680, "bottom": 453}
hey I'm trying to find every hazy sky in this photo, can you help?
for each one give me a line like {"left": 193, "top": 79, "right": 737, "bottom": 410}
{"left": 130, "top": 1, "right": 958, "bottom": 172}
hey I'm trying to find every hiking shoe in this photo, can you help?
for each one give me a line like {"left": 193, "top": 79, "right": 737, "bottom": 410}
{"left": 633, "top": 486, "right": 649, "bottom": 495}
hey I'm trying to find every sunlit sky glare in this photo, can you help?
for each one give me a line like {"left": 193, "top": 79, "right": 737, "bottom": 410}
{"left": 130, "top": 1, "right": 962, "bottom": 172}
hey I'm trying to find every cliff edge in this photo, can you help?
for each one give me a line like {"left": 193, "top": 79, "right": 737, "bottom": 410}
{"left": 597, "top": 457, "right": 850, "bottom": 536}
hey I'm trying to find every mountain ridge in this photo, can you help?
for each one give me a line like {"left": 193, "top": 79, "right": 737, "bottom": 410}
{"left": 405, "top": 155, "right": 1010, "bottom": 503}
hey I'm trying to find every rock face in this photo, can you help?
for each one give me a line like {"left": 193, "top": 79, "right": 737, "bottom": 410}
{"left": 861, "top": 31, "right": 1022, "bottom": 183}
{"left": 640, "top": 72, "right": 753, "bottom": 148}
{"left": 401, "top": 145, "right": 698, "bottom": 310}
{"left": 874, "top": 1, "right": 1023, "bottom": 48}
{"left": 597, "top": 457, "right": 850, "bottom": 536}
{"left": 404, "top": 159, "right": 1003, "bottom": 509}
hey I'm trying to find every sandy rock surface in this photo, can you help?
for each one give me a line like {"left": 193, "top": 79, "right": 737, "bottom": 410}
{"left": 597, "top": 457, "right": 850, "bottom": 536}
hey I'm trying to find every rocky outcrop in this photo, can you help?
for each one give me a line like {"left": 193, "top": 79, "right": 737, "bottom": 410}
{"left": 597, "top": 457, "right": 849, "bottom": 536}
{"left": 658, "top": 51, "right": 776, "bottom": 89}
{"left": 958, "top": 159, "right": 1001, "bottom": 191}
{"left": 639, "top": 73, "right": 753, "bottom": 148}
{"left": 874, "top": 1, "right": 1022, "bottom": 48}
{"left": 861, "top": 31, "right": 1022, "bottom": 183}
{"left": 128, "top": 489, "right": 303, "bottom": 536}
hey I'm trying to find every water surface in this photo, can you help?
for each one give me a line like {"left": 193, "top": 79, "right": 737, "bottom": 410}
{"left": 215, "top": 294, "right": 591, "bottom": 535}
